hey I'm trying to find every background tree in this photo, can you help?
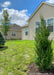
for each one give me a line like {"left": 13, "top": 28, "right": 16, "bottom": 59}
{"left": 35, "top": 16, "right": 53, "bottom": 71}
{"left": 1, "top": 10, "right": 11, "bottom": 39}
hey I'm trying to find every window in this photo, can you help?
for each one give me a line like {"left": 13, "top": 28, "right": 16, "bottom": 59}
{"left": 4, "top": 33, "right": 8, "bottom": 36}
{"left": 35, "top": 21, "right": 40, "bottom": 33}
{"left": 35, "top": 20, "right": 46, "bottom": 33}
{"left": 44, "top": 20, "right": 46, "bottom": 26}
{"left": 25, "top": 27, "right": 28, "bottom": 35}
{"left": 47, "top": 18, "right": 53, "bottom": 26}
{"left": 12, "top": 31, "right": 16, "bottom": 36}
{"left": 48, "top": 26, "right": 53, "bottom": 32}
{"left": 36, "top": 22, "right": 40, "bottom": 28}
{"left": 47, "top": 18, "right": 53, "bottom": 32}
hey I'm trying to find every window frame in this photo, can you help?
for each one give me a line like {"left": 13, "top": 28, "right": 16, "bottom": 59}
{"left": 47, "top": 18, "right": 54, "bottom": 32}
{"left": 12, "top": 31, "right": 16, "bottom": 36}
{"left": 25, "top": 27, "right": 28, "bottom": 36}
{"left": 36, "top": 21, "right": 40, "bottom": 28}
{"left": 47, "top": 18, "right": 53, "bottom": 26}
{"left": 35, "top": 20, "right": 46, "bottom": 33}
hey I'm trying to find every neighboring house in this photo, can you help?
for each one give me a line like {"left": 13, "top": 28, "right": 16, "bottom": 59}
{"left": 22, "top": 2, "right": 54, "bottom": 40}
{"left": 0, "top": 24, "right": 22, "bottom": 40}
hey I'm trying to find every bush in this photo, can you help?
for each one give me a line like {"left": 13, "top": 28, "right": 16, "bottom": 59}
{"left": 35, "top": 16, "right": 53, "bottom": 71}
{"left": 0, "top": 32, "right": 5, "bottom": 47}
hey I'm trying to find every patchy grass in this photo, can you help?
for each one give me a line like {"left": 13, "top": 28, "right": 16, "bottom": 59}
{"left": 0, "top": 40, "right": 54, "bottom": 75}
{"left": 0, "top": 40, "right": 35, "bottom": 75}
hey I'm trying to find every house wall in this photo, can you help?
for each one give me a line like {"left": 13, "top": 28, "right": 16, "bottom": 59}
{"left": 23, "top": 3, "right": 54, "bottom": 40}
{"left": 22, "top": 27, "right": 29, "bottom": 40}
{"left": 6, "top": 30, "right": 22, "bottom": 40}
{"left": 0, "top": 24, "right": 22, "bottom": 40}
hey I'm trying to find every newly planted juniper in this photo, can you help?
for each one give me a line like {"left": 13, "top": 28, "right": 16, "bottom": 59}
{"left": 35, "top": 16, "right": 53, "bottom": 71}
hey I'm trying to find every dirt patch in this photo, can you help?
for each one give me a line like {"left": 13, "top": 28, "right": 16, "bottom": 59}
{"left": 28, "top": 63, "right": 54, "bottom": 75}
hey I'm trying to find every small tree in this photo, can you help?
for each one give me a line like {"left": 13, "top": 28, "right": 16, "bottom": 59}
{"left": 0, "top": 32, "right": 5, "bottom": 47}
{"left": 35, "top": 16, "right": 53, "bottom": 71}
{"left": 1, "top": 10, "right": 11, "bottom": 39}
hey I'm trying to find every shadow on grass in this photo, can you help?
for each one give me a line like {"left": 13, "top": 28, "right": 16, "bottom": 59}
{"left": 0, "top": 46, "right": 8, "bottom": 51}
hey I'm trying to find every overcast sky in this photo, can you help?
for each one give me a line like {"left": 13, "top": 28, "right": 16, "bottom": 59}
{"left": 0, "top": 0, "right": 54, "bottom": 26}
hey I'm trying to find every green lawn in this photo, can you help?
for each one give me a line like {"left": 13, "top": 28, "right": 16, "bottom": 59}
{"left": 0, "top": 40, "right": 54, "bottom": 75}
{"left": 0, "top": 40, "right": 35, "bottom": 75}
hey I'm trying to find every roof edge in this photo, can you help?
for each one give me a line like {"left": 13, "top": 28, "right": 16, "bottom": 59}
{"left": 22, "top": 25, "right": 28, "bottom": 28}
{"left": 28, "top": 1, "right": 54, "bottom": 22}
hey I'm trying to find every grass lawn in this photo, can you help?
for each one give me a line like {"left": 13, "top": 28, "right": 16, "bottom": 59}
{"left": 0, "top": 40, "right": 54, "bottom": 75}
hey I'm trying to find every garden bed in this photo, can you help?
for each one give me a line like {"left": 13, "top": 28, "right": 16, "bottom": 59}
{"left": 28, "top": 63, "right": 54, "bottom": 75}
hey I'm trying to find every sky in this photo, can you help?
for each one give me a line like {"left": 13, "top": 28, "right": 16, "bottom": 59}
{"left": 0, "top": 0, "right": 54, "bottom": 26}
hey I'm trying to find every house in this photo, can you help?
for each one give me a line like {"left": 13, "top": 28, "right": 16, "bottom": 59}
{"left": 22, "top": 2, "right": 54, "bottom": 40}
{"left": 0, "top": 24, "right": 22, "bottom": 40}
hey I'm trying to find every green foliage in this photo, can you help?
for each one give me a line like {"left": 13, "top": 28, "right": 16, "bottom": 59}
{"left": 0, "top": 32, "right": 5, "bottom": 46}
{"left": 35, "top": 16, "right": 53, "bottom": 71}
{"left": 1, "top": 10, "right": 11, "bottom": 38}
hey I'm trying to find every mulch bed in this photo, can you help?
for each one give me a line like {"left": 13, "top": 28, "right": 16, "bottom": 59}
{"left": 28, "top": 63, "right": 54, "bottom": 75}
